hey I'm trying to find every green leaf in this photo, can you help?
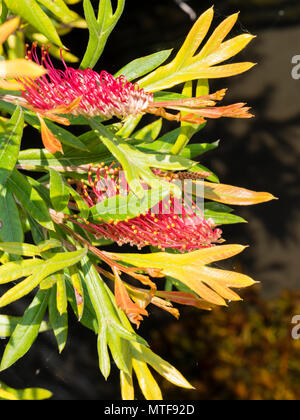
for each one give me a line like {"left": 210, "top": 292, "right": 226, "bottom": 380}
{"left": 68, "top": 265, "right": 84, "bottom": 320}
{"left": 66, "top": 274, "right": 98, "bottom": 333}
{"left": 49, "top": 169, "right": 70, "bottom": 212}
{"left": 205, "top": 202, "right": 233, "bottom": 213}
{"left": 131, "top": 343, "right": 194, "bottom": 390}
{"left": 0, "top": 258, "right": 43, "bottom": 284}
{"left": 37, "top": 239, "right": 61, "bottom": 253}
{"left": 97, "top": 324, "right": 111, "bottom": 379}
{"left": 0, "top": 242, "right": 40, "bottom": 257}
{"left": 0, "top": 381, "right": 52, "bottom": 400}
{"left": 89, "top": 187, "right": 170, "bottom": 223}
{"left": 134, "top": 119, "right": 162, "bottom": 142}
{"left": 115, "top": 49, "right": 173, "bottom": 82}
{"left": 171, "top": 80, "right": 208, "bottom": 155}
{"left": 80, "top": 0, "right": 126, "bottom": 69}
{"left": 6, "top": 169, "right": 54, "bottom": 230}
{"left": 204, "top": 209, "right": 247, "bottom": 225}
{"left": 0, "top": 248, "right": 88, "bottom": 307}
{"left": 55, "top": 273, "right": 68, "bottom": 315}
{"left": 49, "top": 284, "right": 68, "bottom": 353}
{"left": 36, "top": 0, "right": 78, "bottom": 24}
{"left": 0, "top": 315, "right": 50, "bottom": 338}
{"left": 3, "top": 0, "right": 63, "bottom": 47}
{"left": 0, "top": 106, "right": 23, "bottom": 187}
{"left": 0, "top": 187, "right": 24, "bottom": 243}
{"left": 81, "top": 256, "right": 147, "bottom": 377}
{"left": 139, "top": 8, "right": 255, "bottom": 92}
{"left": 0, "top": 289, "right": 50, "bottom": 372}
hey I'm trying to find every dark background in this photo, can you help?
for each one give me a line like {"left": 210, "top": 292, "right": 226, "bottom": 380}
{"left": 2, "top": 0, "right": 300, "bottom": 400}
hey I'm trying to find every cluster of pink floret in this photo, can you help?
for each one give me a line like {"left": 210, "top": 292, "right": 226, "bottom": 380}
{"left": 68, "top": 164, "right": 222, "bottom": 252}
{"left": 21, "top": 45, "right": 153, "bottom": 120}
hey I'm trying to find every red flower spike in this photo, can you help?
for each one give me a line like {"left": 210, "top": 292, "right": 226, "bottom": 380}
{"left": 1, "top": 45, "right": 253, "bottom": 128}
{"left": 69, "top": 166, "right": 223, "bottom": 252}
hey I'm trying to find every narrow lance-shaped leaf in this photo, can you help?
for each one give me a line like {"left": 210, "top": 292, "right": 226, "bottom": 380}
{"left": 0, "top": 289, "right": 50, "bottom": 372}
{"left": 36, "top": 0, "right": 79, "bottom": 24}
{"left": 49, "top": 284, "right": 68, "bottom": 354}
{"left": 0, "top": 188, "right": 24, "bottom": 242}
{"left": 6, "top": 169, "right": 54, "bottom": 231}
{"left": 49, "top": 168, "right": 70, "bottom": 212}
{"left": 55, "top": 273, "right": 68, "bottom": 316}
{"left": 3, "top": 0, "right": 63, "bottom": 47}
{"left": 0, "top": 16, "right": 20, "bottom": 45}
{"left": 0, "top": 381, "right": 52, "bottom": 400}
{"left": 68, "top": 265, "right": 84, "bottom": 320}
{"left": 115, "top": 49, "right": 173, "bottom": 82}
{"left": 198, "top": 181, "right": 277, "bottom": 205}
{"left": 0, "top": 106, "right": 24, "bottom": 187}
{"left": 0, "top": 248, "right": 88, "bottom": 308}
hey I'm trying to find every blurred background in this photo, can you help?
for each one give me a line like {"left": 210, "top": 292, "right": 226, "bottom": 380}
{"left": 2, "top": 0, "right": 300, "bottom": 400}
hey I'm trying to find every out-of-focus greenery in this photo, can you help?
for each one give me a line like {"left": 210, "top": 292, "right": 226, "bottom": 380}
{"left": 152, "top": 289, "right": 300, "bottom": 400}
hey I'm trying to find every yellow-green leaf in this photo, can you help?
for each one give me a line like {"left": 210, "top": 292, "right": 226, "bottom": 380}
{"left": 139, "top": 7, "right": 255, "bottom": 92}
{"left": 132, "top": 358, "right": 163, "bottom": 400}
{"left": 0, "top": 17, "right": 20, "bottom": 45}
{"left": 0, "top": 59, "right": 46, "bottom": 79}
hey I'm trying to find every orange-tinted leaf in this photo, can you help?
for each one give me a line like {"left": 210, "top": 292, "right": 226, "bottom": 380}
{"left": 110, "top": 245, "right": 257, "bottom": 307}
{"left": 151, "top": 296, "right": 180, "bottom": 319}
{"left": 202, "top": 181, "right": 277, "bottom": 205}
{"left": 0, "top": 17, "right": 20, "bottom": 45}
{"left": 38, "top": 115, "right": 63, "bottom": 154}
{"left": 114, "top": 269, "right": 148, "bottom": 328}
{"left": 156, "top": 291, "right": 214, "bottom": 311}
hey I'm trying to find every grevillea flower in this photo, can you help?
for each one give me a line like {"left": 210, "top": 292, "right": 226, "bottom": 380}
{"left": 2, "top": 44, "right": 253, "bottom": 153}
{"left": 68, "top": 164, "right": 222, "bottom": 252}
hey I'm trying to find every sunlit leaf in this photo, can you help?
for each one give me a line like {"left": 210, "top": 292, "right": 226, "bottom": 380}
{"left": 115, "top": 49, "right": 173, "bottom": 82}
{"left": 201, "top": 181, "right": 277, "bottom": 205}
{"left": 0, "top": 315, "right": 50, "bottom": 338}
{"left": 80, "top": 0, "right": 126, "bottom": 69}
{"left": 0, "top": 16, "right": 20, "bottom": 45}
{"left": 49, "top": 284, "right": 68, "bottom": 353}
{"left": 88, "top": 119, "right": 193, "bottom": 199}
{"left": 0, "top": 381, "right": 52, "bottom": 400}
{"left": 0, "top": 248, "right": 87, "bottom": 307}
{"left": 110, "top": 245, "right": 257, "bottom": 306}
{"left": 0, "top": 289, "right": 50, "bottom": 371}
{"left": 139, "top": 7, "right": 255, "bottom": 92}
{"left": 0, "top": 106, "right": 24, "bottom": 187}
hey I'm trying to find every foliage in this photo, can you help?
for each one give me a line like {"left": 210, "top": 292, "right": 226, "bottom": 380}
{"left": 0, "top": 1, "right": 276, "bottom": 400}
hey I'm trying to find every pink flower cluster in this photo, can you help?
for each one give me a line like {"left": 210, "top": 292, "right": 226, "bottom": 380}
{"left": 69, "top": 165, "right": 222, "bottom": 252}
{"left": 20, "top": 45, "right": 152, "bottom": 119}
